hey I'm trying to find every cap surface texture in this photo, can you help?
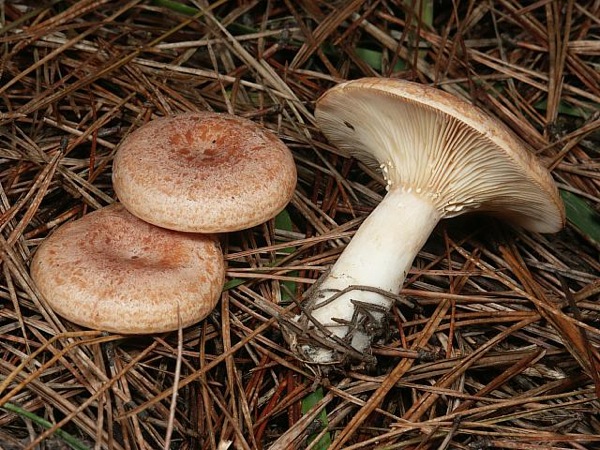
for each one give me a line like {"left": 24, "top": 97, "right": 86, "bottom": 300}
{"left": 113, "top": 112, "right": 297, "bottom": 233}
{"left": 315, "top": 78, "right": 565, "bottom": 233}
{"left": 30, "top": 203, "right": 225, "bottom": 334}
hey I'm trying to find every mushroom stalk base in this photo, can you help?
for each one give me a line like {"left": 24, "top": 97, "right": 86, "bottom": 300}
{"left": 292, "top": 188, "right": 440, "bottom": 364}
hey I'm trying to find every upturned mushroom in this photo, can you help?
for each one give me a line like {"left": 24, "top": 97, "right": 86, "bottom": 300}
{"left": 31, "top": 204, "right": 225, "bottom": 334}
{"left": 286, "top": 78, "right": 565, "bottom": 365}
{"left": 112, "top": 112, "right": 297, "bottom": 233}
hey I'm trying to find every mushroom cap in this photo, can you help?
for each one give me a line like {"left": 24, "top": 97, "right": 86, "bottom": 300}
{"left": 315, "top": 78, "right": 565, "bottom": 233}
{"left": 112, "top": 112, "right": 297, "bottom": 233}
{"left": 30, "top": 203, "right": 225, "bottom": 334}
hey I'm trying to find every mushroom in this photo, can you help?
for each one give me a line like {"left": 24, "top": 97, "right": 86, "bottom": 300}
{"left": 112, "top": 112, "right": 297, "bottom": 233}
{"left": 30, "top": 203, "right": 225, "bottom": 334}
{"left": 287, "top": 78, "right": 565, "bottom": 365}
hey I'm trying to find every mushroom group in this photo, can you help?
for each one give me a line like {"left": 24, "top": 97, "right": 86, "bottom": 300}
{"left": 285, "top": 78, "right": 565, "bottom": 365}
{"left": 32, "top": 112, "right": 297, "bottom": 334}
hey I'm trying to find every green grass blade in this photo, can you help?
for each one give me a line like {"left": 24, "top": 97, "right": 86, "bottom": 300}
{"left": 150, "top": 0, "right": 198, "bottom": 15}
{"left": 301, "top": 388, "right": 332, "bottom": 450}
{"left": 1, "top": 402, "right": 90, "bottom": 450}
{"left": 223, "top": 209, "right": 297, "bottom": 293}
{"left": 355, "top": 47, "right": 406, "bottom": 72}
{"left": 535, "top": 99, "right": 598, "bottom": 119}
{"left": 274, "top": 209, "right": 297, "bottom": 301}
{"left": 560, "top": 190, "right": 600, "bottom": 246}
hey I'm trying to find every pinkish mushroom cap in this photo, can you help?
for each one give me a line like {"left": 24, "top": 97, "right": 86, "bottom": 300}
{"left": 30, "top": 204, "right": 225, "bottom": 334}
{"left": 112, "top": 112, "right": 297, "bottom": 233}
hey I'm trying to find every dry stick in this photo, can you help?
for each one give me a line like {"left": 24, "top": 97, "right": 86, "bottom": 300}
{"left": 329, "top": 231, "right": 576, "bottom": 449}
{"left": 23, "top": 204, "right": 82, "bottom": 240}
{"left": 61, "top": 92, "right": 137, "bottom": 156}
{"left": 328, "top": 295, "right": 455, "bottom": 449}
{"left": 548, "top": 116, "right": 600, "bottom": 170}
{"left": 0, "top": 332, "right": 114, "bottom": 406}
{"left": 401, "top": 319, "right": 540, "bottom": 426}
{"left": 252, "top": 378, "right": 310, "bottom": 434}
{"left": 283, "top": 0, "right": 342, "bottom": 79}
{"left": 19, "top": 123, "right": 113, "bottom": 209}
{"left": 575, "top": 278, "right": 600, "bottom": 302}
{"left": 0, "top": 329, "right": 137, "bottom": 446}
{"left": 351, "top": 372, "right": 598, "bottom": 446}
{"left": 164, "top": 314, "right": 183, "bottom": 450}
{"left": 0, "top": 0, "right": 108, "bottom": 66}
{"left": 213, "top": 312, "right": 406, "bottom": 448}
{"left": 219, "top": 292, "right": 240, "bottom": 446}
{"left": 0, "top": 359, "right": 125, "bottom": 450}
{"left": 451, "top": 244, "right": 599, "bottom": 338}
{"left": 3, "top": 264, "right": 30, "bottom": 357}
{"left": 90, "top": 343, "right": 107, "bottom": 450}
{"left": 0, "top": 148, "right": 59, "bottom": 349}
{"left": 0, "top": 0, "right": 133, "bottom": 98}
{"left": 244, "top": 354, "right": 270, "bottom": 425}
{"left": 350, "top": 395, "right": 599, "bottom": 450}
{"left": 32, "top": 26, "right": 300, "bottom": 78}
{"left": 354, "top": 12, "right": 467, "bottom": 100}
{"left": 24, "top": 340, "right": 160, "bottom": 449}
{"left": 488, "top": 4, "right": 520, "bottom": 107}
{"left": 233, "top": 349, "right": 260, "bottom": 449}
{"left": 106, "top": 349, "right": 144, "bottom": 449}
{"left": 226, "top": 230, "right": 356, "bottom": 261}
{"left": 220, "top": 292, "right": 253, "bottom": 450}
{"left": 467, "top": 46, "right": 600, "bottom": 105}
{"left": 444, "top": 348, "right": 546, "bottom": 416}
{"left": 205, "top": 382, "right": 249, "bottom": 450}
{"left": 14, "top": 0, "right": 110, "bottom": 45}
{"left": 0, "top": 1, "right": 64, "bottom": 38}
{"left": 132, "top": 58, "right": 295, "bottom": 99}
{"left": 544, "top": 0, "right": 572, "bottom": 128}
{"left": 1, "top": 149, "right": 113, "bottom": 390}
{"left": 19, "top": 325, "right": 101, "bottom": 400}
{"left": 199, "top": 325, "right": 217, "bottom": 450}
{"left": 472, "top": 396, "right": 595, "bottom": 428}
{"left": 0, "top": 234, "right": 68, "bottom": 335}
{"left": 289, "top": 0, "right": 366, "bottom": 70}
{"left": 443, "top": 229, "right": 457, "bottom": 362}
{"left": 499, "top": 0, "right": 600, "bottom": 93}
{"left": 267, "top": 380, "right": 350, "bottom": 450}
{"left": 121, "top": 316, "right": 278, "bottom": 419}
{"left": 253, "top": 377, "right": 288, "bottom": 445}
{"left": 411, "top": 238, "right": 478, "bottom": 449}
{"left": 142, "top": 338, "right": 197, "bottom": 440}
{"left": 9, "top": 0, "right": 229, "bottom": 117}
{"left": 500, "top": 244, "right": 600, "bottom": 397}
{"left": 195, "top": 1, "right": 312, "bottom": 122}
{"left": 0, "top": 150, "right": 61, "bottom": 237}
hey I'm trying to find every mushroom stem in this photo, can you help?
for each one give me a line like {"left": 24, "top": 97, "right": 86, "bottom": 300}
{"left": 295, "top": 187, "right": 440, "bottom": 363}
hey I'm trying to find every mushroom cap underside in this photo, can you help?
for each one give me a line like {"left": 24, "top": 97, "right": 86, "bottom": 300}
{"left": 113, "top": 112, "right": 297, "bottom": 233}
{"left": 30, "top": 203, "right": 225, "bottom": 334}
{"left": 315, "top": 78, "right": 565, "bottom": 233}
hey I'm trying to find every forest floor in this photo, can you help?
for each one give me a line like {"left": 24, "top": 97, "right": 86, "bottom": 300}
{"left": 0, "top": 1, "right": 599, "bottom": 449}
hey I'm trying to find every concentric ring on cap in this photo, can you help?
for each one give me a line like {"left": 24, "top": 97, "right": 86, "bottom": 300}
{"left": 112, "top": 112, "right": 297, "bottom": 233}
{"left": 30, "top": 204, "right": 225, "bottom": 334}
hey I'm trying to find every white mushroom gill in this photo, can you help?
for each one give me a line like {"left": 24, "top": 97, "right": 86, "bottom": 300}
{"left": 286, "top": 78, "right": 564, "bottom": 365}
{"left": 320, "top": 89, "right": 554, "bottom": 220}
